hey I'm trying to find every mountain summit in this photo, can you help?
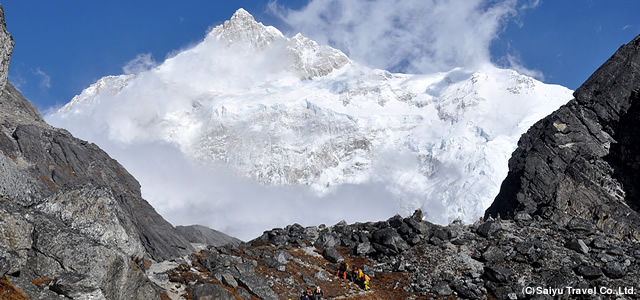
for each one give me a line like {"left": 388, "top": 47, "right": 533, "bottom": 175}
{"left": 48, "top": 9, "right": 572, "bottom": 239}
{"left": 210, "top": 8, "right": 284, "bottom": 48}
{"left": 206, "top": 8, "right": 350, "bottom": 79}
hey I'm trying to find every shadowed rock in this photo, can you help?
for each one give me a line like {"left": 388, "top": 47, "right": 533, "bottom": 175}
{"left": 486, "top": 34, "right": 640, "bottom": 241}
{"left": 0, "top": 4, "right": 193, "bottom": 298}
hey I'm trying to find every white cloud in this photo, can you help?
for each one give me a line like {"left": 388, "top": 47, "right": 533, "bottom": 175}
{"left": 269, "top": 0, "right": 545, "bottom": 77}
{"left": 122, "top": 53, "right": 158, "bottom": 75}
{"left": 503, "top": 53, "right": 544, "bottom": 80}
{"left": 519, "top": 0, "right": 541, "bottom": 10}
{"left": 42, "top": 130, "right": 403, "bottom": 241}
{"left": 270, "top": 0, "right": 517, "bottom": 74}
{"left": 33, "top": 67, "right": 51, "bottom": 88}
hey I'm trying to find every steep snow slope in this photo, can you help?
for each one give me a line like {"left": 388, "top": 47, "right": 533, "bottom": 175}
{"left": 47, "top": 9, "right": 572, "bottom": 239}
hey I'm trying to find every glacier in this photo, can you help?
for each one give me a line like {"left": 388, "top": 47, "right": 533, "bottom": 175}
{"left": 47, "top": 9, "right": 573, "bottom": 240}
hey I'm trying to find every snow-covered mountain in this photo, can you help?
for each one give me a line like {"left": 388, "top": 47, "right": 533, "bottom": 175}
{"left": 48, "top": 9, "right": 572, "bottom": 239}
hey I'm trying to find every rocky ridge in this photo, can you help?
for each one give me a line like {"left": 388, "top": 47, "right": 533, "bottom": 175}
{"left": 0, "top": 5, "right": 194, "bottom": 299}
{"left": 486, "top": 34, "right": 640, "bottom": 241}
{"left": 164, "top": 210, "right": 640, "bottom": 299}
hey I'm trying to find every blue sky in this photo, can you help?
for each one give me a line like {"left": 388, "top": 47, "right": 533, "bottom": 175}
{"left": 3, "top": 0, "right": 640, "bottom": 112}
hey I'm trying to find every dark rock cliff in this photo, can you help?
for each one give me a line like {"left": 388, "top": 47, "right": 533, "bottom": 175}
{"left": 486, "top": 34, "right": 640, "bottom": 241}
{"left": 0, "top": 5, "right": 193, "bottom": 299}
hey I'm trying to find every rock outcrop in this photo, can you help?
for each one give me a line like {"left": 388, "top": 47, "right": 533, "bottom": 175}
{"left": 0, "top": 5, "right": 193, "bottom": 299}
{"left": 486, "top": 34, "right": 640, "bottom": 241}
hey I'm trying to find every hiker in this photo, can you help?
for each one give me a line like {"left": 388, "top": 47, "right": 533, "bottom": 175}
{"left": 351, "top": 266, "right": 359, "bottom": 282}
{"left": 312, "top": 286, "right": 324, "bottom": 300}
{"left": 363, "top": 270, "right": 371, "bottom": 291}
{"left": 336, "top": 262, "right": 348, "bottom": 280}
{"left": 300, "top": 289, "right": 313, "bottom": 300}
{"left": 355, "top": 267, "right": 364, "bottom": 285}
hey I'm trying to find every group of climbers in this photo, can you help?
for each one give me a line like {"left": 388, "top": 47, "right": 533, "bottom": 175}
{"left": 300, "top": 286, "right": 324, "bottom": 300}
{"left": 335, "top": 262, "right": 371, "bottom": 290}
{"left": 296, "top": 261, "right": 370, "bottom": 300}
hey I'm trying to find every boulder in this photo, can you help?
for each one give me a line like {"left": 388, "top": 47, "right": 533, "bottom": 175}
{"left": 233, "top": 263, "right": 278, "bottom": 300}
{"left": 356, "top": 242, "right": 373, "bottom": 256}
{"left": 482, "top": 246, "right": 507, "bottom": 262}
{"left": 565, "top": 239, "right": 589, "bottom": 254}
{"left": 371, "top": 228, "right": 410, "bottom": 254}
{"left": 303, "top": 226, "right": 319, "bottom": 242}
{"left": 484, "top": 265, "right": 513, "bottom": 283}
{"left": 314, "top": 271, "right": 329, "bottom": 281}
{"left": 191, "top": 282, "right": 235, "bottom": 300}
{"left": 574, "top": 264, "right": 603, "bottom": 279}
{"left": 477, "top": 220, "right": 501, "bottom": 238}
{"left": 274, "top": 249, "right": 292, "bottom": 265}
{"left": 221, "top": 273, "right": 238, "bottom": 288}
{"left": 388, "top": 214, "right": 404, "bottom": 228}
{"left": 323, "top": 246, "right": 343, "bottom": 263}
{"left": 433, "top": 281, "right": 453, "bottom": 296}
{"left": 602, "top": 261, "right": 625, "bottom": 279}
{"left": 313, "top": 232, "right": 338, "bottom": 249}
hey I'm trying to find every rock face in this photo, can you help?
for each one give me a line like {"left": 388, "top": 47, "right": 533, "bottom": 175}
{"left": 486, "top": 34, "right": 640, "bottom": 240}
{"left": 0, "top": 5, "right": 12, "bottom": 96}
{"left": 0, "top": 5, "right": 193, "bottom": 299}
{"left": 175, "top": 224, "right": 242, "bottom": 247}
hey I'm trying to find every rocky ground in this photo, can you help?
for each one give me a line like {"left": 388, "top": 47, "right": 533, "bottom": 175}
{"left": 159, "top": 209, "right": 640, "bottom": 299}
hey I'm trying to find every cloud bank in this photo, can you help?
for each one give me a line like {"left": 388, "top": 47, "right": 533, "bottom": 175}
{"left": 53, "top": 134, "right": 403, "bottom": 241}
{"left": 270, "top": 0, "right": 541, "bottom": 76}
